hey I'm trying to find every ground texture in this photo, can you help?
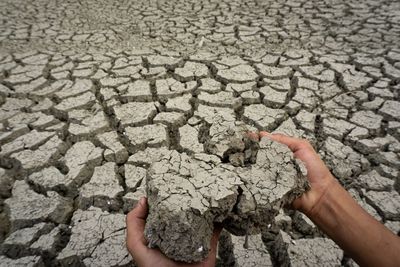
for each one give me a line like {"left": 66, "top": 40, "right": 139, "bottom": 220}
{"left": 0, "top": 0, "right": 399, "bottom": 266}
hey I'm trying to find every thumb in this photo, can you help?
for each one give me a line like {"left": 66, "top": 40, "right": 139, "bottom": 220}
{"left": 130, "top": 197, "right": 148, "bottom": 221}
{"left": 210, "top": 225, "right": 222, "bottom": 251}
{"left": 203, "top": 225, "right": 223, "bottom": 266}
{"left": 126, "top": 197, "right": 148, "bottom": 250}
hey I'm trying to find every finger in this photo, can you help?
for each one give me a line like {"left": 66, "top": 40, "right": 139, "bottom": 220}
{"left": 130, "top": 197, "right": 148, "bottom": 221}
{"left": 210, "top": 225, "right": 222, "bottom": 250}
{"left": 126, "top": 197, "right": 148, "bottom": 250}
{"left": 260, "top": 132, "right": 322, "bottom": 167}
{"left": 260, "top": 132, "right": 305, "bottom": 153}
{"left": 246, "top": 131, "right": 260, "bottom": 141}
{"left": 202, "top": 225, "right": 222, "bottom": 266}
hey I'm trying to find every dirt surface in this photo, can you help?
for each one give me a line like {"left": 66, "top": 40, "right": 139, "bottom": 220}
{"left": 145, "top": 137, "right": 308, "bottom": 262}
{"left": 0, "top": 0, "right": 399, "bottom": 266}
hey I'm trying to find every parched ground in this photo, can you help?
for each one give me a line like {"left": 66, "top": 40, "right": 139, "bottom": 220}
{"left": 0, "top": 0, "right": 399, "bottom": 266}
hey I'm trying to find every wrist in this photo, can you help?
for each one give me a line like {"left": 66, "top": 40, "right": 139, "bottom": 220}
{"left": 295, "top": 174, "right": 339, "bottom": 217}
{"left": 307, "top": 178, "right": 342, "bottom": 218}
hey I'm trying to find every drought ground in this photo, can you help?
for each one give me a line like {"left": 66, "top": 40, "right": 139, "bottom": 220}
{"left": 0, "top": 0, "right": 399, "bottom": 266}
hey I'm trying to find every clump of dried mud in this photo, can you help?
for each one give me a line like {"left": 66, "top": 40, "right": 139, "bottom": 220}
{"left": 144, "top": 129, "right": 309, "bottom": 262}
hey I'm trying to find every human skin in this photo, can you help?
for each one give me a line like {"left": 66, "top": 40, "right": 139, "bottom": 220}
{"left": 126, "top": 132, "right": 400, "bottom": 267}
{"left": 126, "top": 197, "right": 222, "bottom": 267}
{"left": 260, "top": 132, "right": 400, "bottom": 267}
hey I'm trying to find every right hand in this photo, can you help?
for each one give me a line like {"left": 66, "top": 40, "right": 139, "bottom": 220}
{"left": 250, "top": 132, "right": 337, "bottom": 216}
{"left": 126, "top": 197, "right": 221, "bottom": 267}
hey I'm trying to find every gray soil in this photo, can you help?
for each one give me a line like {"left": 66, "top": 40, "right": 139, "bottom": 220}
{"left": 0, "top": 0, "right": 399, "bottom": 266}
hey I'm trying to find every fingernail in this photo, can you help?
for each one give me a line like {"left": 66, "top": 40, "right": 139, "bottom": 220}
{"left": 139, "top": 197, "right": 146, "bottom": 206}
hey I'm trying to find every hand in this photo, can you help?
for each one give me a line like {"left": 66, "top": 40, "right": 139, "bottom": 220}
{"left": 248, "top": 132, "right": 337, "bottom": 216}
{"left": 126, "top": 197, "right": 222, "bottom": 267}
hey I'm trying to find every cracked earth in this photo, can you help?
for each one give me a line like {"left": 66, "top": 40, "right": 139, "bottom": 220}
{"left": 0, "top": 0, "right": 399, "bottom": 266}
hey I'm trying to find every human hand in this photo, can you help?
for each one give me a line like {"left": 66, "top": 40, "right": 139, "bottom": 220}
{"left": 126, "top": 197, "right": 222, "bottom": 267}
{"left": 248, "top": 132, "right": 337, "bottom": 216}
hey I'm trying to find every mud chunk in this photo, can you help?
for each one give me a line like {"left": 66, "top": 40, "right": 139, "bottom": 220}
{"left": 165, "top": 94, "right": 192, "bottom": 114}
{"left": 226, "top": 82, "right": 256, "bottom": 94}
{"left": 127, "top": 147, "right": 171, "bottom": 165}
{"left": 14, "top": 77, "right": 47, "bottom": 95}
{"left": 57, "top": 207, "right": 130, "bottom": 265}
{"left": 68, "top": 109, "right": 110, "bottom": 140}
{"left": 145, "top": 151, "right": 242, "bottom": 262}
{"left": 379, "top": 100, "right": 400, "bottom": 120}
{"left": 274, "top": 118, "right": 304, "bottom": 138}
{"left": 264, "top": 77, "right": 291, "bottom": 91}
{"left": 321, "top": 137, "right": 368, "bottom": 182}
{"left": 198, "top": 91, "right": 242, "bottom": 109}
{"left": 62, "top": 141, "right": 103, "bottom": 188}
{"left": 82, "top": 229, "right": 131, "bottom": 267}
{"left": 145, "top": 137, "right": 309, "bottom": 262}
{"left": 292, "top": 88, "right": 318, "bottom": 109}
{"left": 120, "top": 80, "right": 152, "bottom": 101}
{"left": 216, "top": 65, "right": 258, "bottom": 83}
{"left": 5, "top": 181, "right": 72, "bottom": 231}
{"left": 374, "top": 151, "right": 400, "bottom": 168}
{"left": 54, "top": 92, "right": 96, "bottom": 117}
{"left": 55, "top": 79, "right": 93, "bottom": 99}
{"left": 364, "top": 190, "right": 400, "bottom": 220}
{"left": 7, "top": 112, "right": 59, "bottom": 130}
{"left": 156, "top": 78, "right": 196, "bottom": 100}
{"left": 204, "top": 120, "right": 258, "bottom": 166}
{"left": 179, "top": 124, "right": 204, "bottom": 153}
{"left": 384, "top": 221, "right": 400, "bottom": 235}
{"left": 330, "top": 63, "right": 372, "bottom": 91}
{"left": 356, "top": 170, "right": 394, "bottom": 191}
{"left": 0, "top": 124, "right": 30, "bottom": 146}
{"left": 256, "top": 64, "right": 292, "bottom": 78}
{"left": 10, "top": 136, "right": 66, "bottom": 171}
{"left": 125, "top": 124, "right": 169, "bottom": 148}
{"left": 31, "top": 225, "right": 65, "bottom": 254}
{"left": 241, "top": 91, "right": 261, "bottom": 104}
{"left": 0, "top": 255, "right": 44, "bottom": 267}
{"left": 322, "top": 117, "right": 356, "bottom": 139}
{"left": 287, "top": 237, "right": 343, "bottom": 266}
{"left": 28, "top": 167, "right": 68, "bottom": 192}
{"left": 299, "top": 65, "right": 335, "bottom": 82}
{"left": 124, "top": 165, "right": 146, "bottom": 191}
{"left": 78, "top": 162, "right": 124, "bottom": 210}
{"left": 123, "top": 178, "right": 147, "bottom": 212}
{"left": 146, "top": 55, "right": 181, "bottom": 67}
{"left": 175, "top": 61, "right": 208, "bottom": 80}
{"left": 350, "top": 111, "right": 382, "bottom": 132}
{"left": 153, "top": 112, "right": 185, "bottom": 126}
{"left": 199, "top": 78, "right": 221, "bottom": 93}
{"left": 195, "top": 105, "right": 236, "bottom": 124}
{"left": 99, "top": 77, "right": 130, "bottom": 87}
{"left": 261, "top": 86, "right": 287, "bottom": 108}
{"left": 294, "top": 110, "right": 316, "bottom": 132}
{"left": 97, "top": 131, "right": 128, "bottom": 164}
{"left": 31, "top": 98, "right": 54, "bottom": 112}
{"left": 3, "top": 223, "right": 52, "bottom": 246}
{"left": 231, "top": 234, "right": 273, "bottom": 267}
{"left": 1, "top": 98, "right": 34, "bottom": 120}
{"left": 243, "top": 104, "right": 286, "bottom": 130}
{"left": 0, "top": 168, "right": 13, "bottom": 198}
{"left": 113, "top": 102, "right": 158, "bottom": 127}
{"left": 0, "top": 130, "right": 55, "bottom": 156}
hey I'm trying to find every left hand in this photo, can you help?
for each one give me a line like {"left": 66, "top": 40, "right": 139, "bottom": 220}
{"left": 126, "top": 197, "right": 222, "bottom": 267}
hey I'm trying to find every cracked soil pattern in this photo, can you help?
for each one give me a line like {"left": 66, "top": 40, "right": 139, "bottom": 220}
{"left": 0, "top": 0, "right": 399, "bottom": 266}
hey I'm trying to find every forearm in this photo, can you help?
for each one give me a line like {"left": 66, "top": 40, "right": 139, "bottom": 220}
{"left": 305, "top": 179, "right": 400, "bottom": 267}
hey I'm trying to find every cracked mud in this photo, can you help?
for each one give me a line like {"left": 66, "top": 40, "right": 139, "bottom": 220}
{"left": 145, "top": 137, "right": 309, "bottom": 262}
{"left": 0, "top": 0, "right": 400, "bottom": 266}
